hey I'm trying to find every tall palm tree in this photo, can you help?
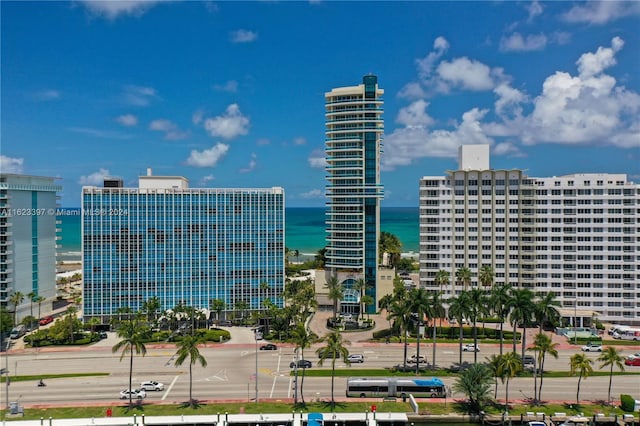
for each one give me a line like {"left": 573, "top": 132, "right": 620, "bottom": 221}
{"left": 353, "top": 278, "right": 367, "bottom": 321}
{"left": 434, "top": 269, "right": 450, "bottom": 294}
{"left": 448, "top": 291, "right": 471, "bottom": 367}
{"left": 468, "top": 288, "right": 487, "bottom": 364}
{"left": 387, "top": 298, "right": 412, "bottom": 369}
{"left": 509, "top": 287, "right": 535, "bottom": 358}
{"left": 290, "top": 323, "right": 316, "bottom": 405}
{"left": 534, "top": 292, "right": 561, "bottom": 334}
{"left": 174, "top": 333, "right": 208, "bottom": 407}
{"left": 316, "top": 331, "right": 350, "bottom": 410}
{"left": 478, "top": 265, "right": 494, "bottom": 288}
{"left": 485, "top": 354, "right": 505, "bottom": 398}
{"left": 497, "top": 351, "right": 522, "bottom": 414}
{"left": 33, "top": 295, "right": 45, "bottom": 323}
{"left": 141, "top": 296, "right": 161, "bottom": 325}
{"left": 27, "top": 291, "right": 36, "bottom": 328}
{"left": 490, "top": 284, "right": 512, "bottom": 355}
{"left": 428, "top": 291, "right": 445, "bottom": 368}
{"left": 410, "top": 288, "right": 430, "bottom": 374}
{"left": 456, "top": 267, "right": 472, "bottom": 290}
{"left": 325, "top": 274, "right": 343, "bottom": 320}
{"left": 9, "top": 291, "right": 24, "bottom": 325}
{"left": 112, "top": 317, "right": 148, "bottom": 408}
{"left": 210, "top": 299, "right": 226, "bottom": 324}
{"left": 569, "top": 353, "right": 594, "bottom": 405}
{"left": 529, "top": 332, "right": 559, "bottom": 403}
{"left": 597, "top": 346, "right": 625, "bottom": 404}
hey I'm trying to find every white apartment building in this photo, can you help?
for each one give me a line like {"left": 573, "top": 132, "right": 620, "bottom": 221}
{"left": 419, "top": 145, "right": 640, "bottom": 325}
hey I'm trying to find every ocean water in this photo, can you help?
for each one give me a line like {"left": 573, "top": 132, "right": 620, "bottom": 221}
{"left": 56, "top": 207, "right": 419, "bottom": 261}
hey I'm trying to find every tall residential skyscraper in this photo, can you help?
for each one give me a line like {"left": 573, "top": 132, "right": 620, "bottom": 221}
{"left": 0, "top": 174, "right": 61, "bottom": 318}
{"left": 419, "top": 145, "right": 640, "bottom": 325}
{"left": 324, "top": 75, "right": 384, "bottom": 313}
{"left": 82, "top": 170, "right": 285, "bottom": 321}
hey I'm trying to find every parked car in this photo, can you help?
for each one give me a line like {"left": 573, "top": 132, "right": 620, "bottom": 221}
{"left": 347, "top": 354, "right": 365, "bottom": 363}
{"left": 98, "top": 331, "right": 108, "bottom": 339}
{"left": 119, "top": 389, "right": 146, "bottom": 399}
{"left": 626, "top": 352, "right": 640, "bottom": 360}
{"left": 39, "top": 316, "right": 54, "bottom": 326}
{"left": 462, "top": 343, "right": 480, "bottom": 352}
{"left": 522, "top": 355, "right": 536, "bottom": 366}
{"left": 625, "top": 357, "right": 640, "bottom": 366}
{"left": 218, "top": 320, "right": 233, "bottom": 327}
{"left": 581, "top": 343, "right": 603, "bottom": 352}
{"left": 259, "top": 344, "right": 277, "bottom": 351}
{"left": 289, "top": 359, "right": 312, "bottom": 369}
{"left": 140, "top": 381, "right": 164, "bottom": 391}
{"left": 407, "top": 354, "right": 427, "bottom": 364}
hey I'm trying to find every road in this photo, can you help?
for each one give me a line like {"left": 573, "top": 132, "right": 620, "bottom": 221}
{"left": 2, "top": 332, "right": 639, "bottom": 407}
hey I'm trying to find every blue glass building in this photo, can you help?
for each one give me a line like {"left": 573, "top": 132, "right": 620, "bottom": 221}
{"left": 82, "top": 172, "right": 285, "bottom": 321}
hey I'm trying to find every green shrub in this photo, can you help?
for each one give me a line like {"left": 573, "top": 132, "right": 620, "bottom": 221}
{"left": 620, "top": 394, "right": 636, "bottom": 412}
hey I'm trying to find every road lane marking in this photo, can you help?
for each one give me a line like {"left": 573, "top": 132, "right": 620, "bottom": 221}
{"left": 270, "top": 375, "right": 277, "bottom": 398}
{"left": 162, "top": 375, "right": 179, "bottom": 401}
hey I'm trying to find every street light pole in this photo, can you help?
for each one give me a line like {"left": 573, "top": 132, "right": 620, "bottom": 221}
{"left": 574, "top": 298, "right": 578, "bottom": 345}
{"left": 254, "top": 331, "right": 258, "bottom": 403}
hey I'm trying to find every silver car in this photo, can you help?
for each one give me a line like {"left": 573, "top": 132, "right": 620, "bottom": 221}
{"left": 140, "top": 380, "right": 164, "bottom": 391}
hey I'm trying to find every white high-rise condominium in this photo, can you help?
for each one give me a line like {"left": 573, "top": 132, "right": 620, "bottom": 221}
{"left": 324, "top": 75, "right": 384, "bottom": 314}
{"left": 419, "top": 145, "right": 640, "bottom": 325}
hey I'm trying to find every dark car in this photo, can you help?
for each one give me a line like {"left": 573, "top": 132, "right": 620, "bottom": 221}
{"left": 99, "top": 331, "right": 108, "bottom": 339}
{"left": 260, "top": 344, "right": 277, "bottom": 351}
{"left": 290, "top": 359, "right": 312, "bottom": 369}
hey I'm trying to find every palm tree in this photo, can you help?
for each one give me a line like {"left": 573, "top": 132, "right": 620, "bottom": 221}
{"left": 353, "top": 278, "right": 366, "bottom": 321}
{"left": 361, "top": 295, "right": 375, "bottom": 320}
{"left": 468, "top": 288, "right": 487, "bottom": 364}
{"left": 434, "top": 269, "right": 450, "bottom": 293}
{"left": 569, "top": 353, "right": 594, "bottom": 405}
{"left": 496, "top": 351, "right": 522, "bottom": 414}
{"left": 534, "top": 292, "right": 560, "bottom": 334}
{"left": 529, "top": 332, "right": 559, "bottom": 403}
{"left": 410, "top": 288, "right": 430, "bottom": 374}
{"left": 9, "top": 291, "right": 24, "bottom": 325}
{"left": 490, "top": 284, "right": 512, "bottom": 355}
{"left": 174, "top": 333, "right": 208, "bottom": 407}
{"left": 452, "top": 363, "right": 494, "bottom": 414}
{"left": 290, "top": 323, "right": 316, "bottom": 405}
{"left": 485, "top": 354, "right": 505, "bottom": 398}
{"left": 478, "top": 265, "right": 494, "bottom": 288}
{"left": 141, "top": 296, "right": 161, "bottom": 325}
{"left": 455, "top": 267, "right": 472, "bottom": 290}
{"left": 112, "top": 317, "right": 148, "bottom": 408}
{"left": 325, "top": 274, "right": 343, "bottom": 320}
{"left": 597, "top": 346, "right": 625, "bottom": 404}
{"left": 210, "top": 298, "right": 226, "bottom": 324}
{"left": 428, "top": 291, "right": 445, "bottom": 368}
{"left": 27, "top": 291, "right": 36, "bottom": 328}
{"left": 316, "top": 331, "right": 350, "bottom": 410}
{"left": 33, "top": 295, "right": 45, "bottom": 323}
{"left": 387, "top": 298, "right": 412, "bottom": 369}
{"left": 509, "top": 287, "right": 535, "bottom": 358}
{"left": 448, "top": 291, "right": 470, "bottom": 367}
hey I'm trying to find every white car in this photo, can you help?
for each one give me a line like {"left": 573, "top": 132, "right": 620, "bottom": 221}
{"left": 347, "top": 354, "right": 365, "bottom": 363}
{"left": 627, "top": 352, "right": 640, "bottom": 360}
{"left": 462, "top": 343, "right": 480, "bottom": 352}
{"left": 140, "top": 380, "right": 164, "bottom": 391}
{"left": 581, "top": 343, "right": 603, "bottom": 352}
{"left": 407, "top": 354, "right": 427, "bottom": 364}
{"left": 119, "top": 389, "right": 146, "bottom": 400}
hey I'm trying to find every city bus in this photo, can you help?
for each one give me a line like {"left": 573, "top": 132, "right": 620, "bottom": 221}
{"left": 346, "top": 377, "right": 447, "bottom": 398}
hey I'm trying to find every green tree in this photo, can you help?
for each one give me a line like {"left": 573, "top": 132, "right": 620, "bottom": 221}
{"left": 379, "top": 231, "right": 402, "bottom": 267}
{"left": 455, "top": 267, "right": 472, "bottom": 290}
{"left": 387, "top": 298, "right": 412, "bottom": 369}
{"left": 27, "top": 291, "right": 37, "bottom": 329}
{"left": 141, "top": 296, "right": 161, "bottom": 325}
{"left": 353, "top": 278, "right": 367, "bottom": 321}
{"left": 534, "top": 292, "right": 561, "bottom": 334}
{"left": 0, "top": 307, "right": 13, "bottom": 333}
{"left": 497, "top": 351, "right": 522, "bottom": 414}
{"left": 361, "top": 294, "right": 375, "bottom": 320}
{"left": 452, "top": 363, "right": 494, "bottom": 414}
{"left": 209, "top": 299, "right": 226, "bottom": 324}
{"left": 290, "top": 324, "right": 316, "bottom": 405}
{"left": 33, "top": 295, "right": 45, "bottom": 323}
{"left": 448, "top": 291, "right": 470, "bottom": 367}
{"left": 409, "top": 288, "right": 430, "bottom": 374}
{"left": 325, "top": 274, "right": 343, "bottom": 320}
{"left": 478, "top": 265, "right": 494, "bottom": 288}
{"left": 597, "top": 346, "right": 625, "bottom": 404}
{"left": 316, "top": 331, "right": 350, "bottom": 410}
{"left": 485, "top": 354, "right": 505, "bottom": 398}
{"left": 509, "top": 287, "right": 535, "bottom": 358}
{"left": 490, "top": 284, "right": 512, "bottom": 355}
{"left": 9, "top": 291, "right": 24, "bottom": 325}
{"left": 569, "top": 353, "right": 594, "bottom": 405}
{"left": 468, "top": 288, "right": 487, "bottom": 364}
{"left": 112, "top": 317, "right": 148, "bottom": 408}
{"left": 435, "top": 269, "right": 450, "bottom": 293}
{"left": 428, "top": 290, "right": 445, "bottom": 368}
{"left": 529, "top": 332, "right": 559, "bottom": 403}
{"left": 174, "top": 333, "right": 208, "bottom": 407}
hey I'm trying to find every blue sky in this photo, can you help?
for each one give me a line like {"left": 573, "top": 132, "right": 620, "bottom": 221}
{"left": 2, "top": 1, "right": 639, "bottom": 207}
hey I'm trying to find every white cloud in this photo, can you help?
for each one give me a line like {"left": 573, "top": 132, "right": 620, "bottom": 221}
{"left": 201, "top": 174, "right": 215, "bottom": 185}
{"left": 256, "top": 138, "right": 270, "bottom": 146}
{"left": 308, "top": 149, "right": 327, "bottom": 168}
{"left": 116, "top": 114, "right": 138, "bottom": 126}
{"left": 79, "top": 168, "right": 111, "bottom": 186}
{"left": 0, "top": 155, "right": 24, "bottom": 173}
{"left": 79, "top": 1, "right": 162, "bottom": 20}
{"left": 239, "top": 153, "right": 257, "bottom": 173}
{"left": 203, "top": 104, "right": 250, "bottom": 139}
{"left": 69, "top": 127, "right": 131, "bottom": 139}
{"left": 293, "top": 137, "right": 307, "bottom": 146}
{"left": 395, "top": 100, "right": 434, "bottom": 128}
{"left": 122, "top": 85, "right": 159, "bottom": 106}
{"left": 436, "top": 57, "right": 496, "bottom": 91}
{"left": 230, "top": 29, "right": 258, "bottom": 43}
{"left": 500, "top": 33, "right": 547, "bottom": 52}
{"left": 397, "top": 82, "right": 427, "bottom": 99}
{"left": 213, "top": 80, "right": 239, "bottom": 92}
{"left": 561, "top": 1, "right": 640, "bottom": 25}
{"left": 416, "top": 36, "right": 449, "bottom": 79}
{"left": 185, "top": 143, "right": 229, "bottom": 167}
{"left": 300, "top": 189, "right": 324, "bottom": 199}
{"left": 493, "top": 142, "right": 526, "bottom": 158}
{"left": 32, "top": 89, "right": 60, "bottom": 101}
{"left": 149, "top": 119, "right": 188, "bottom": 140}
{"left": 526, "top": 0, "right": 544, "bottom": 21}
{"left": 494, "top": 83, "right": 527, "bottom": 119}
{"left": 192, "top": 109, "right": 204, "bottom": 125}
{"left": 576, "top": 36, "right": 623, "bottom": 77}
